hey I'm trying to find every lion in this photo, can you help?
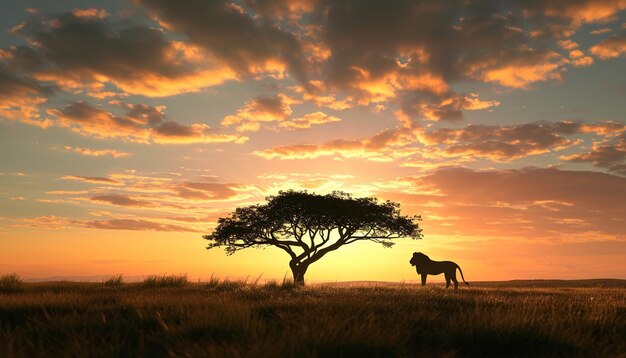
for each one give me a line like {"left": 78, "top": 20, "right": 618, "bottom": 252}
{"left": 409, "top": 252, "right": 469, "bottom": 289}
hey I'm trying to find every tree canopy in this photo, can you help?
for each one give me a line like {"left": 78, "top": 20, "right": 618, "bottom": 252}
{"left": 204, "top": 190, "right": 422, "bottom": 285}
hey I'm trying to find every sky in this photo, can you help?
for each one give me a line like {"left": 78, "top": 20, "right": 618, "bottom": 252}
{"left": 0, "top": 0, "right": 625, "bottom": 283}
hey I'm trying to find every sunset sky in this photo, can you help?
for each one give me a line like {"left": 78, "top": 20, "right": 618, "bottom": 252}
{"left": 1, "top": 0, "right": 625, "bottom": 282}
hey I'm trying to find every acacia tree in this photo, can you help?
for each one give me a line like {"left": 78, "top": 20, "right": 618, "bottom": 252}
{"left": 204, "top": 190, "right": 422, "bottom": 285}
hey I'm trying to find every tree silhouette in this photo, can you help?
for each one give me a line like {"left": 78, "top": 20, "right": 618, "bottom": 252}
{"left": 204, "top": 190, "right": 422, "bottom": 285}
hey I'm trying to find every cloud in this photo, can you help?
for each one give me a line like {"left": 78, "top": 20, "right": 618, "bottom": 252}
{"left": 293, "top": 0, "right": 570, "bottom": 122}
{"left": 61, "top": 175, "right": 122, "bottom": 185}
{"left": 136, "top": 0, "right": 309, "bottom": 83}
{"left": 49, "top": 101, "right": 246, "bottom": 144}
{"left": 293, "top": 81, "right": 353, "bottom": 110}
{"left": 278, "top": 111, "right": 341, "bottom": 129}
{"left": 477, "top": 51, "right": 565, "bottom": 88}
{"left": 46, "top": 190, "right": 89, "bottom": 195}
{"left": 71, "top": 8, "right": 109, "bottom": 19}
{"left": 520, "top": 0, "right": 626, "bottom": 24}
{"left": 3, "top": 0, "right": 618, "bottom": 128}
{"left": 84, "top": 219, "right": 198, "bottom": 232}
{"left": 256, "top": 119, "right": 622, "bottom": 163}
{"left": 556, "top": 40, "right": 596, "bottom": 67}
{"left": 222, "top": 94, "right": 342, "bottom": 131}
{"left": 590, "top": 28, "right": 613, "bottom": 35}
{"left": 418, "top": 166, "right": 625, "bottom": 207}
{"left": 7, "top": 11, "right": 236, "bottom": 97}
{"left": 175, "top": 182, "right": 247, "bottom": 201}
{"left": 132, "top": 0, "right": 524, "bottom": 123}
{"left": 420, "top": 120, "right": 583, "bottom": 160}
{"left": 0, "top": 63, "right": 53, "bottom": 125}
{"left": 383, "top": 167, "right": 626, "bottom": 239}
{"left": 63, "top": 146, "right": 132, "bottom": 158}
{"left": 221, "top": 94, "right": 296, "bottom": 132}
{"left": 9, "top": 212, "right": 200, "bottom": 232}
{"left": 303, "top": 0, "right": 624, "bottom": 119}
{"left": 590, "top": 32, "right": 626, "bottom": 59}
{"left": 399, "top": 92, "right": 500, "bottom": 122}
{"left": 243, "top": 0, "right": 316, "bottom": 19}
{"left": 414, "top": 120, "right": 626, "bottom": 169}
{"left": 562, "top": 132, "right": 626, "bottom": 175}
{"left": 16, "top": 215, "right": 74, "bottom": 229}
{"left": 59, "top": 170, "right": 259, "bottom": 205}
{"left": 90, "top": 194, "right": 154, "bottom": 207}
{"left": 163, "top": 214, "right": 218, "bottom": 223}
{"left": 255, "top": 125, "right": 418, "bottom": 160}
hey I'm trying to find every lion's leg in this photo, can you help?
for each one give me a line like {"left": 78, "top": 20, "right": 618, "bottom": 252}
{"left": 452, "top": 275, "right": 459, "bottom": 290}
{"left": 421, "top": 274, "right": 427, "bottom": 287}
{"left": 445, "top": 276, "right": 450, "bottom": 288}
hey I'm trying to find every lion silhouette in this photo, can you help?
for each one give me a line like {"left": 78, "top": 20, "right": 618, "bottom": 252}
{"left": 409, "top": 252, "right": 469, "bottom": 289}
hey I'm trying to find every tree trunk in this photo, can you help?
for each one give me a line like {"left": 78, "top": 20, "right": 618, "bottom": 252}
{"left": 290, "top": 261, "right": 308, "bottom": 286}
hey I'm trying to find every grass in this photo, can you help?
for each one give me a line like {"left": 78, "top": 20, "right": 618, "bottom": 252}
{"left": 0, "top": 274, "right": 23, "bottom": 293}
{"left": 0, "top": 277, "right": 625, "bottom": 357}
{"left": 142, "top": 274, "right": 189, "bottom": 288}
{"left": 103, "top": 274, "right": 124, "bottom": 288}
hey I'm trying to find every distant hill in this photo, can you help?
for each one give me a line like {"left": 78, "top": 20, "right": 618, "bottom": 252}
{"left": 472, "top": 279, "right": 626, "bottom": 288}
{"left": 316, "top": 279, "right": 626, "bottom": 288}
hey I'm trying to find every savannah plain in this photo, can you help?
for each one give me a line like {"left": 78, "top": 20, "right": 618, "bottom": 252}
{"left": 1, "top": 274, "right": 625, "bottom": 357}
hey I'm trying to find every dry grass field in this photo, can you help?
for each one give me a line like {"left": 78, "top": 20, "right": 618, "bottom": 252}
{"left": 1, "top": 274, "right": 625, "bottom": 357}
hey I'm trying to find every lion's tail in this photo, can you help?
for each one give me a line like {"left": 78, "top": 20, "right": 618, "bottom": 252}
{"left": 457, "top": 264, "right": 469, "bottom": 286}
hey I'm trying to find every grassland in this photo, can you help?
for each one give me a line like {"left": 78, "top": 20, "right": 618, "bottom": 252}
{"left": 1, "top": 275, "right": 625, "bottom": 357}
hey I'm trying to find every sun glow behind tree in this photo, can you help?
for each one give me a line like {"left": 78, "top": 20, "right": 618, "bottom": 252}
{"left": 205, "top": 190, "right": 422, "bottom": 285}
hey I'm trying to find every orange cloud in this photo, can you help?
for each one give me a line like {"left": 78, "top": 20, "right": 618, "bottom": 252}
{"left": 581, "top": 120, "right": 626, "bottom": 135}
{"left": 137, "top": 0, "right": 309, "bottom": 83}
{"left": 61, "top": 170, "right": 260, "bottom": 206}
{"left": 278, "top": 112, "right": 341, "bottom": 130}
{"left": 63, "top": 146, "right": 132, "bottom": 158}
{"left": 61, "top": 175, "right": 123, "bottom": 185}
{"left": 590, "top": 33, "right": 626, "bottom": 59}
{"left": 71, "top": 8, "right": 108, "bottom": 19}
{"left": 84, "top": 219, "right": 198, "bottom": 232}
{"left": 255, "top": 126, "right": 418, "bottom": 160}
{"left": 537, "top": 0, "right": 626, "bottom": 23}
{"left": 479, "top": 52, "right": 565, "bottom": 88}
{"left": 402, "top": 93, "right": 500, "bottom": 122}
{"left": 590, "top": 28, "right": 613, "bottom": 35}
{"left": 245, "top": 0, "right": 317, "bottom": 19}
{"left": 293, "top": 81, "right": 354, "bottom": 110}
{"left": 558, "top": 39, "right": 579, "bottom": 50}
{"left": 222, "top": 95, "right": 342, "bottom": 132}
{"left": 256, "top": 119, "right": 613, "bottom": 163}
{"left": 0, "top": 64, "right": 52, "bottom": 125}
{"left": 382, "top": 167, "right": 626, "bottom": 239}
{"left": 17, "top": 215, "right": 75, "bottom": 230}
{"left": 49, "top": 101, "right": 246, "bottom": 144}
{"left": 90, "top": 194, "right": 154, "bottom": 207}
{"left": 572, "top": 56, "right": 595, "bottom": 67}
{"left": 46, "top": 190, "right": 89, "bottom": 195}
{"left": 420, "top": 121, "right": 584, "bottom": 160}
{"left": 302, "top": 92, "right": 353, "bottom": 110}
{"left": 222, "top": 94, "right": 297, "bottom": 132}
{"left": 7, "top": 12, "right": 238, "bottom": 98}
{"left": 175, "top": 182, "right": 243, "bottom": 201}
{"left": 562, "top": 132, "right": 626, "bottom": 175}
